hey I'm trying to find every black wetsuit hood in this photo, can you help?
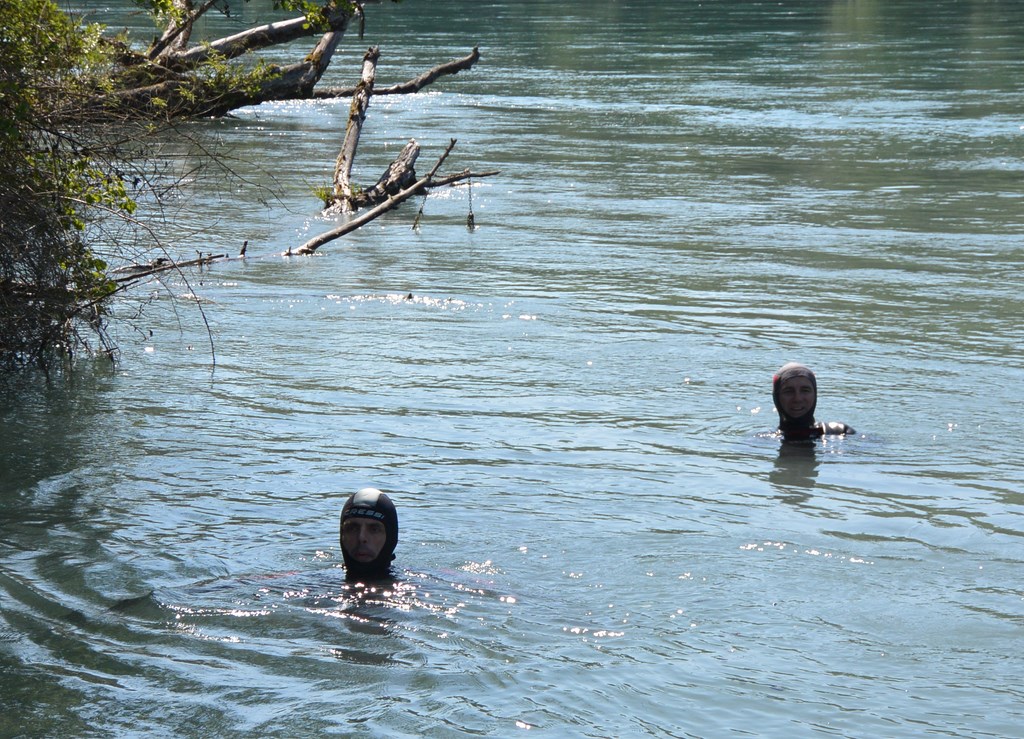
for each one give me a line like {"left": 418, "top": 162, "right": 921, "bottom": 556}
{"left": 340, "top": 488, "right": 399, "bottom": 581}
{"left": 772, "top": 362, "right": 818, "bottom": 438}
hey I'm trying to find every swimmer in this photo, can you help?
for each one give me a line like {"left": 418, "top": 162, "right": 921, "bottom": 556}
{"left": 339, "top": 488, "right": 399, "bottom": 582}
{"left": 772, "top": 362, "right": 855, "bottom": 441}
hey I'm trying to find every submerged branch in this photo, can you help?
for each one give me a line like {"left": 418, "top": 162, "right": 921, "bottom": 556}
{"left": 112, "top": 253, "right": 227, "bottom": 285}
{"left": 291, "top": 139, "right": 458, "bottom": 255}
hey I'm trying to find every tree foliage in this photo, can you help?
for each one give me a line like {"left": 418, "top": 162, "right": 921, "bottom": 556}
{"left": 0, "top": 0, "right": 125, "bottom": 368}
{"left": 0, "top": 0, "right": 355, "bottom": 368}
{"left": 0, "top": 0, "right": 446, "bottom": 371}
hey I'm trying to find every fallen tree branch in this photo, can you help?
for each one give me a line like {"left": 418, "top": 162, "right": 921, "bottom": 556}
{"left": 96, "top": 12, "right": 353, "bottom": 117}
{"left": 149, "top": 0, "right": 219, "bottom": 61}
{"left": 290, "top": 139, "right": 458, "bottom": 255}
{"left": 112, "top": 253, "right": 227, "bottom": 284}
{"left": 314, "top": 47, "right": 481, "bottom": 98}
{"left": 159, "top": 4, "right": 357, "bottom": 72}
{"left": 341, "top": 139, "right": 420, "bottom": 212}
{"left": 332, "top": 46, "right": 379, "bottom": 213}
{"left": 426, "top": 168, "right": 500, "bottom": 188}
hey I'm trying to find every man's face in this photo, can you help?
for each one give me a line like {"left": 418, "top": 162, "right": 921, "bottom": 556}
{"left": 341, "top": 517, "right": 387, "bottom": 562}
{"left": 778, "top": 376, "right": 816, "bottom": 419}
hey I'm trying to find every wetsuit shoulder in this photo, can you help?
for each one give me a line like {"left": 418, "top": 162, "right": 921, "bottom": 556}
{"left": 821, "top": 421, "right": 855, "bottom": 435}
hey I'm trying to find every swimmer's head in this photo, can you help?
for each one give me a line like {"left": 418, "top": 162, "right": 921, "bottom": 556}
{"left": 339, "top": 488, "right": 399, "bottom": 581}
{"left": 772, "top": 362, "right": 818, "bottom": 430}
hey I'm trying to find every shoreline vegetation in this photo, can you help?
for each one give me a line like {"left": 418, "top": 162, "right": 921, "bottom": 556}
{"left": 1, "top": 0, "right": 491, "bottom": 370}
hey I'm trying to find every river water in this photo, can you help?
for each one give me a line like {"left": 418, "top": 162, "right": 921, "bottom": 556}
{"left": 3, "top": 0, "right": 1023, "bottom": 736}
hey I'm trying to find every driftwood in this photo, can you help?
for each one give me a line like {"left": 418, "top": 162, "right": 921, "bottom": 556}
{"left": 306, "top": 43, "right": 501, "bottom": 249}
{"left": 335, "top": 144, "right": 499, "bottom": 215}
{"left": 331, "top": 46, "right": 380, "bottom": 214}
{"left": 314, "top": 47, "right": 482, "bottom": 99}
{"left": 290, "top": 140, "right": 459, "bottom": 256}
{"left": 99, "top": 6, "right": 495, "bottom": 269}
{"left": 322, "top": 47, "right": 495, "bottom": 215}
{"left": 428, "top": 168, "right": 500, "bottom": 188}
{"left": 347, "top": 140, "right": 421, "bottom": 212}
{"left": 112, "top": 253, "right": 226, "bottom": 283}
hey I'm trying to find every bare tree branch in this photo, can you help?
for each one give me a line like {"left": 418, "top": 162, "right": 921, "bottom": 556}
{"left": 95, "top": 26, "right": 352, "bottom": 117}
{"left": 149, "top": 0, "right": 219, "bottom": 61}
{"left": 291, "top": 139, "right": 458, "bottom": 255}
{"left": 341, "top": 139, "right": 420, "bottom": 212}
{"left": 426, "top": 169, "right": 500, "bottom": 188}
{"left": 332, "top": 46, "right": 379, "bottom": 213}
{"left": 314, "top": 47, "right": 481, "bottom": 98}
{"left": 160, "top": 3, "right": 357, "bottom": 71}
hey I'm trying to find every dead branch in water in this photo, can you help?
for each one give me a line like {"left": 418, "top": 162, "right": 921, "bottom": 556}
{"left": 291, "top": 139, "right": 459, "bottom": 256}
{"left": 330, "top": 46, "right": 380, "bottom": 214}
{"left": 314, "top": 47, "right": 482, "bottom": 99}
